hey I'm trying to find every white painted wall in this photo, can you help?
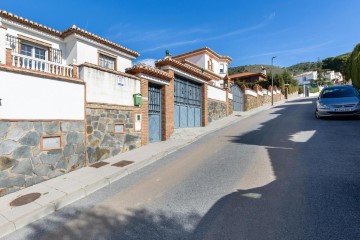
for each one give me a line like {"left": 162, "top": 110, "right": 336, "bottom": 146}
{"left": 74, "top": 39, "right": 133, "bottom": 71}
{"left": 294, "top": 71, "right": 317, "bottom": 85}
{"left": 208, "top": 85, "right": 226, "bottom": 102}
{"left": 0, "top": 71, "right": 84, "bottom": 120}
{"left": 116, "top": 56, "right": 132, "bottom": 72}
{"left": 186, "top": 55, "right": 205, "bottom": 68}
{"left": 64, "top": 36, "right": 77, "bottom": 65}
{"left": 183, "top": 52, "right": 228, "bottom": 77}
{"left": 81, "top": 66, "right": 140, "bottom": 106}
{"left": 228, "top": 92, "right": 233, "bottom": 100}
{"left": 75, "top": 40, "right": 98, "bottom": 66}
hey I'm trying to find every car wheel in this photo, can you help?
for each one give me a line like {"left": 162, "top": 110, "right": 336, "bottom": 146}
{"left": 315, "top": 109, "right": 321, "bottom": 119}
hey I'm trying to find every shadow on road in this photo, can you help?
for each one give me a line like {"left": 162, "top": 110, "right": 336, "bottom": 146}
{"left": 192, "top": 98, "right": 360, "bottom": 240}
{"left": 23, "top": 206, "right": 200, "bottom": 240}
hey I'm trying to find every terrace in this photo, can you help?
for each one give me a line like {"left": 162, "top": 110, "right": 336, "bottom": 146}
{"left": 4, "top": 34, "right": 77, "bottom": 78}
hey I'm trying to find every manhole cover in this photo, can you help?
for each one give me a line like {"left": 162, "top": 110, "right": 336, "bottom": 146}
{"left": 112, "top": 160, "right": 134, "bottom": 167}
{"left": 10, "top": 192, "right": 41, "bottom": 207}
{"left": 90, "top": 161, "right": 109, "bottom": 168}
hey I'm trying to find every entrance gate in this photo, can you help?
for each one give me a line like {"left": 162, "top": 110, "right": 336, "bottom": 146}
{"left": 148, "top": 83, "right": 161, "bottom": 142}
{"left": 174, "top": 76, "right": 202, "bottom": 128}
{"left": 231, "top": 84, "right": 244, "bottom": 111}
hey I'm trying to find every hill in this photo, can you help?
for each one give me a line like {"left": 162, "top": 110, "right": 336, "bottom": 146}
{"left": 228, "top": 64, "right": 284, "bottom": 76}
{"left": 229, "top": 53, "right": 351, "bottom": 77}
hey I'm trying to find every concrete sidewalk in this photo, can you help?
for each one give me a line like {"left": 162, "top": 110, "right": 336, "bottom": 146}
{"left": 0, "top": 100, "right": 289, "bottom": 238}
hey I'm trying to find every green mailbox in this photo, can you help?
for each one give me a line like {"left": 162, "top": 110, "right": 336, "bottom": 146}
{"left": 133, "top": 93, "right": 142, "bottom": 106}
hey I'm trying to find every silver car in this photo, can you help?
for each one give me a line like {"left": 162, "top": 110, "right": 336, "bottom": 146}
{"left": 315, "top": 85, "right": 360, "bottom": 119}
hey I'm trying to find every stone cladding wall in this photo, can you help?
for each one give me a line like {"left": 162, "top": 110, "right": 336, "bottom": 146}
{"left": 208, "top": 99, "right": 227, "bottom": 123}
{"left": 86, "top": 106, "right": 141, "bottom": 163}
{"left": 0, "top": 121, "right": 85, "bottom": 196}
{"left": 228, "top": 99, "right": 233, "bottom": 115}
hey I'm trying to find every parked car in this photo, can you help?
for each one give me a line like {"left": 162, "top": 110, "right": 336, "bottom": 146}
{"left": 315, "top": 85, "right": 360, "bottom": 119}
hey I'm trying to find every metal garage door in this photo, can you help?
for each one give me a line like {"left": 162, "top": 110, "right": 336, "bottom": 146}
{"left": 231, "top": 84, "right": 244, "bottom": 111}
{"left": 148, "top": 83, "right": 161, "bottom": 142}
{"left": 174, "top": 76, "right": 201, "bottom": 128}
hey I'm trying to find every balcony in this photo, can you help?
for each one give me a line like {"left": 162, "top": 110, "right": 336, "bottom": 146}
{"left": 5, "top": 34, "right": 77, "bottom": 78}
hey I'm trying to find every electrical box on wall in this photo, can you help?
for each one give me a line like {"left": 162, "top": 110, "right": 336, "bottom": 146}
{"left": 135, "top": 114, "right": 141, "bottom": 131}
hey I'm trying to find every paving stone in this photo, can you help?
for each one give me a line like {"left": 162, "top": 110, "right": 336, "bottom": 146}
{"left": 67, "top": 132, "right": 84, "bottom": 144}
{"left": 75, "top": 144, "right": 84, "bottom": 154}
{"left": 0, "top": 140, "right": 20, "bottom": 155}
{"left": 33, "top": 122, "right": 43, "bottom": 134}
{"left": 6, "top": 127, "right": 26, "bottom": 141}
{"left": 0, "top": 122, "right": 11, "bottom": 138}
{"left": 17, "top": 122, "right": 33, "bottom": 131}
{"left": 43, "top": 122, "right": 60, "bottom": 135}
{"left": 0, "top": 175, "right": 26, "bottom": 188}
{"left": 40, "top": 153, "right": 63, "bottom": 166}
{"left": 0, "top": 157, "right": 17, "bottom": 171}
{"left": 63, "top": 144, "right": 75, "bottom": 157}
{"left": 19, "top": 132, "right": 40, "bottom": 146}
{"left": 101, "top": 135, "right": 117, "bottom": 147}
{"left": 11, "top": 159, "right": 33, "bottom": 175}
{"left": 33, "top": 164, "right": 53, "bottom": 176}
{"left": 13, "top": 146, "right": 32, "bottom": 159}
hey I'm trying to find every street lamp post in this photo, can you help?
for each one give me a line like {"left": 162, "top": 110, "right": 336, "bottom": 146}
{"left": 271, "top": 56, "right": 277, "bottom": 106}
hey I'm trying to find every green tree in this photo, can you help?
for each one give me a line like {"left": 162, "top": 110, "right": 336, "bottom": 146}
{"left": 347, "top": 44, "right": 360, "bottom": 89}
{"left": 322, "top": 55, "right": 349, "bottom": 74}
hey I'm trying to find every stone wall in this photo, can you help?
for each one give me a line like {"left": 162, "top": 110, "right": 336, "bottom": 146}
{"left": 86, "top": 106, "right": 141, "bottom": 163}
{"left": 262, "top": 94, "right": 272, "bottom": 105}
{"left": 0, "top": 121, "right": 85, "bottom": 196}
{"left": 208, "top": 99, "right": 227, "bottom": 123}
{"left": 228, "top": 99, "right": 233, "bottom": 115}
{"left": 244, "top": 94, "right": 260, "bottom": 111}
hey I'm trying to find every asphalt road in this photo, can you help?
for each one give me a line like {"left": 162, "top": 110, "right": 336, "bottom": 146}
{"left": 4, "top": 98, "right": 360, "bottom": 240}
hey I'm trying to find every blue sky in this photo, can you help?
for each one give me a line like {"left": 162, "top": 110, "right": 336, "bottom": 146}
{"left": 2, "top": 0, "right": 360, "bottom": 67}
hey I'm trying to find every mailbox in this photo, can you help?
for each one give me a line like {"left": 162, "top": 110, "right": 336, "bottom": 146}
{"left": 133, "top": 94, "right": 142, "bottom": 106}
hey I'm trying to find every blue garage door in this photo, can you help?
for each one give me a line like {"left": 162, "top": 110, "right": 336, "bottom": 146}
{"left": 231, "top": 84, "right": 244, "bottom": 111}
{"left": 148, "top": 84, "right": 161, "bottom": 142}
{"left": 174, "top": 76, "right": 201, "bottom": 128}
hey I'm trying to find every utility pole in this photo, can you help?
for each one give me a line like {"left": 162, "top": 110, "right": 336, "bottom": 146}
{"left": 271, "top": 56, "right": 276, "bottom": 106}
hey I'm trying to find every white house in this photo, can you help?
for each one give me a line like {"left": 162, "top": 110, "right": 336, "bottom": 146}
{"left": 293, "top": 71, "right": 318, "bottom": 86}
{"left": 172, "top": 47, "right": 232, "bottom": 87}
{"left": 0, "top": 10, "right": 142, "bottom": 196}
{"left": 294, "top": 70, "right": 343, "bottom": 86}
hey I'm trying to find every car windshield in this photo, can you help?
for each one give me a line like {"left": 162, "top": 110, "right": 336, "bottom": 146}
{"left": 320, "top": 87, "right": 358, "bottom": 98}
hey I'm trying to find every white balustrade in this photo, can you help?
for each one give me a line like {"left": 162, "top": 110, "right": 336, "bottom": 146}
{"left": 11, "top": 53, "right": 73, "bottom": 78}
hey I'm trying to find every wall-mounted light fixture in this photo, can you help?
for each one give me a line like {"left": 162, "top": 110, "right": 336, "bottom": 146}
{"left": 0, "top": 98, "right": 2, "bottom": 106}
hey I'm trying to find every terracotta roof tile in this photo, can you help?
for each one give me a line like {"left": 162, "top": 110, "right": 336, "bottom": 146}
{"left": 155, "top": 58, "right": 216, "bottom": 81}
{"left": 0, "top": 10, "right": 139, "bottom": 58}
{"left": 125, "top": 64, "right": 173, "bottom": 81}
{"left": 172, "top": 47, "right": 232, "bottom": 62}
